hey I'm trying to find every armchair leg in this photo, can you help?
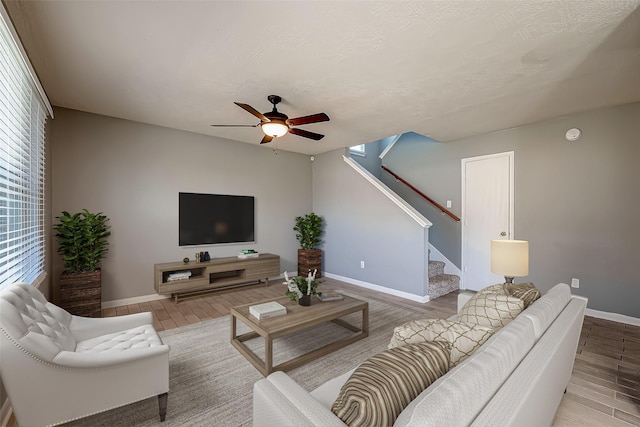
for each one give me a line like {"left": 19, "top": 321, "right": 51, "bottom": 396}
{"left": 158, "top": 392, "right": 168, "bottom": 422}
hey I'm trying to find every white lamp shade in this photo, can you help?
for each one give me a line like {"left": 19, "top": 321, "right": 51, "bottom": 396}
{"left": 491, "top": 240, "right": 529, "bottom": 277}
{"left": 261, "top": 121, "right": 288, "bottom": 137}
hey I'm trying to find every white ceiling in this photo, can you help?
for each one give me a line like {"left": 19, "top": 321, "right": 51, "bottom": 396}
{"left": 5, "top": 0, "right": 640, "bottom": 155}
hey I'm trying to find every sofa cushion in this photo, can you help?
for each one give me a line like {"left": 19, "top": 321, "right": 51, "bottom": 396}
{"left": 503, "top": 282, "right": 541, "bottom": 308}
{"left": 458, "top": 291, "right": 524, "bottom": 329}
{"left": 393, "top": 315, "right": 536, "bottom": 427}
{"left": 75, "top": 324, "right": 163, "bottom": 352}
{"left": 331, "top": 341, "right": 450, "bottom": 427}
{"left": 388, "top": 319, "right": 495, "bottom": 366}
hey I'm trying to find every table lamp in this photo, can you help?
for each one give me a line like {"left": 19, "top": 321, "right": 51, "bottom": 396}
{"left": 491, "top": 240, "right": 529, "bottom": 284}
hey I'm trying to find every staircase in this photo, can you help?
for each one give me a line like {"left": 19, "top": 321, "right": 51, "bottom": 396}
{"left": 428, "top": 259, "right": 460, "bottom": 300}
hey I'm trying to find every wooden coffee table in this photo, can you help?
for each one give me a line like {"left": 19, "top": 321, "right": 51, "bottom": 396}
{"left": 230, "top": 295, "right": 369, "bottom": 376}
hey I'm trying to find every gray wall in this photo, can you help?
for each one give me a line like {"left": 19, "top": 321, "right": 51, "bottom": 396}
{"left": 50, "top": 108, "right": 312, "bottom": 302}
{"left": 382, "top": 103, "right": 640, "bottom": 317}
{"left": 313, "top": 149, "right": 428, "bottom": 297}
{"left": 351, "top": 138, "right": 383, "bottom": 179}
{"left": 45, "top": 102, "right": 640, "bottom": 314}
{"left": 376, "top": 132, "right": 462, "bottom": 267}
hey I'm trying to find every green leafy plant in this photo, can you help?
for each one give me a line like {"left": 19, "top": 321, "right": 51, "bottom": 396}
{"left": 284, "top": 271, "right": 322, "bottom": 303}
{"left": 293, "top": 212, "right": 324, "bottom": 250}
{"left": 54, "top": 209, "right": 111, "bottom": 274}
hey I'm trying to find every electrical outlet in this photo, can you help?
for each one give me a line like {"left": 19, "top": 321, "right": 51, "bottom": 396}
{"left": 360, "top": 261, "right": 365, "bottom": 269}
{"left": 571, "top": 278, "right": 579, "bottom": 288}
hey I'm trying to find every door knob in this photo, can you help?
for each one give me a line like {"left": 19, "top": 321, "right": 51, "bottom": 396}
{"left": 500, "top": 231, "right": 507, "bottom": 237}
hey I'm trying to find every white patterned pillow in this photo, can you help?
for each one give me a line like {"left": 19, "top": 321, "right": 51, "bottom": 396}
{"left": 388, "top": 319, "right": 495, "bottom": 366}
{"left": 478, "top": 283, "right": 507, "bottom": 295}
{"left": 458, "top": 292, "right": 524, "bottom": 329}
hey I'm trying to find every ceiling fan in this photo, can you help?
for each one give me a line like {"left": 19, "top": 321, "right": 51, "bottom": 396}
{"left": 211, "top": 95, "right": 330, "bottom": 144}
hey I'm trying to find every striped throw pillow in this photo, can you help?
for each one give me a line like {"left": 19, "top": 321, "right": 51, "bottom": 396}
{"left": 331, "top": 341, "right": 451, "bottom": 427}
{"left": 503, "top": 282, "right": 541, "bottom": 308}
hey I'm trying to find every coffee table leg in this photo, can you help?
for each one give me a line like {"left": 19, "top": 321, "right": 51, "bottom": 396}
{"left": 362, "top": 304, "right": 369, "bottom": 337}
{"left": 265, "top": 336, "right": 273, "bottom": 375}
{"left": 231, "top": 314, "right": 237, "bottom": 341}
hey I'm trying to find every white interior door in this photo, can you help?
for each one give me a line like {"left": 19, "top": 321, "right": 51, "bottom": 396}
{"left": 461, "top": 152, "right": 514, "bottom": 291}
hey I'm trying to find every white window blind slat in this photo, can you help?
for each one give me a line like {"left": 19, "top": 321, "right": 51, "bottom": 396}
{"left": 0, "top": 4, "right": 49, "bottom": 290}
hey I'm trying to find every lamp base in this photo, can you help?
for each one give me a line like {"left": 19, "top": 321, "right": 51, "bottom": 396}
{"left": 504, "top": 276, "right": 515, "bottom": 284}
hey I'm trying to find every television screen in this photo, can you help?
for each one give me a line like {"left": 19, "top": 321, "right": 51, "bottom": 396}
{"left": 179, "top": 192, "right": 255, "bottom": 246}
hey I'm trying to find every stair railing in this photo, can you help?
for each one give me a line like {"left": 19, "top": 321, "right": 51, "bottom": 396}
{"left": 381, "top": 165, "right": 461, "bottom": 222}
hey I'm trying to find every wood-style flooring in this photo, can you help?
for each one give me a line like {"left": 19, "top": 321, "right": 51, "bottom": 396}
{"left": 105, "top": 277, "right": 639, "bottom": 426}
{"left": 555, "top": 315, "right": 640, "bottom": 426}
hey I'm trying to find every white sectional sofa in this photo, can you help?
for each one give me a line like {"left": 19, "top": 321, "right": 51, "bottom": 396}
{"left": 253, "top": 283, "right": 587, "bottom": 427}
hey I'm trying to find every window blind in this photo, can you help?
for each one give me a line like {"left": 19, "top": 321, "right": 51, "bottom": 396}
{"left": 0, "top": 6, "right": 51, "bottom": 290}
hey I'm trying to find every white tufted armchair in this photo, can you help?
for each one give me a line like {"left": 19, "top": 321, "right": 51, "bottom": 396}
{"left": 0, "top": 282, "right": 170, "bottom": 426}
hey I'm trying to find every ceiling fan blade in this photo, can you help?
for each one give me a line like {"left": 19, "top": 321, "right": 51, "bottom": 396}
{"left": 210, "top": 124, "right": 258, "bottom": 127}
{"left": 287, "top": 113, "right": 330, "bottom": 126}
{"left": 289, "top": 127, "right": 325, "bottom": 141}
{"left": 235, "top": 102, "right": 268, "bottom": 121}
{"left": 260, "top": 134, "right": 274, "bottom": 144}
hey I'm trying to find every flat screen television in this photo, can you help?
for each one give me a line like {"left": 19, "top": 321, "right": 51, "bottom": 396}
{"left": 179, "top": 192, "right": 255, "bottom": 246}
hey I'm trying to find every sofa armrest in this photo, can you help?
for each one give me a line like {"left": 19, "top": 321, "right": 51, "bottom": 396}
{"left": 253, "top": 371, "right": 346, "bottom": 427}
{"left": 53, "top": 344, "right": 170, "bottom": 368}
{"left": 457, "top": 291, "right": 475, "bottom": 313}
{"left": 69, "top": 311, "right": 154, "bottom": 341}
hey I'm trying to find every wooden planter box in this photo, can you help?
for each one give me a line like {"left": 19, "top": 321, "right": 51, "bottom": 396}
{"left": 59, "top": 270, "right": 102, "bottom": 318}
{"left": 298, "top": 249, "right": 322, "bottom": 279}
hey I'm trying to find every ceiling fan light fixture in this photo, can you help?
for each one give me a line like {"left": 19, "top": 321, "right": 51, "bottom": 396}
{"left": 213, "top": 95, "right": 328, "bottom": 143}
{"left": 261, "top": 120, "right": 288, "bottom": 138}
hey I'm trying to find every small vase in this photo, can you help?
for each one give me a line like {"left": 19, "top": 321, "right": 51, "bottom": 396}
{"left": 298, "top": 295, "right": 311, "bottom": 306}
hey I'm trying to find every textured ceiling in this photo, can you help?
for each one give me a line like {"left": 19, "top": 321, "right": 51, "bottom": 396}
{"left": 5, "top": 0, "right": 640, "bottom": 155}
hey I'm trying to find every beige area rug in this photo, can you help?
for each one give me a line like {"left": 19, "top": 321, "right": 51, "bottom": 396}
{"left": 71, "top": 294, "right": 426, "bottom": 426}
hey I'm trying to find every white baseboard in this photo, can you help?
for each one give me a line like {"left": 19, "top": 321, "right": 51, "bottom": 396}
{"left": 105, "top": 272, "right": 432, "bottom": 307}
{"left": 324, "top": 272, "right": 429, "bottom": 303}
{"left": 102, "top": 292, "right": 169, "bottom": 309}
{"left": 585, "top": 308, "right": 640, "bottom": 327}
{"left": 1, "top": 399, "right": 12, "bottom": 427}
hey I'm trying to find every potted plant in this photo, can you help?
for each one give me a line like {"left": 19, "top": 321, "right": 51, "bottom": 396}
{"left": 54, "top": 209, "right": 111, "bottom": 317}
{"left": 284, "top": 271, "right": 321, "bottom": 306}
{"left": 293, "top": 212, "right": 324, "bottom": 278}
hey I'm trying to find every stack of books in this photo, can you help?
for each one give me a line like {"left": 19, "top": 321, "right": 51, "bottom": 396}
{"left": 249, "top": 301, "right": 287, "bottom": 320}
{"left": 238, "top": 249, "right": 259, "bottom": 259}
{"left": 318, "top": 291, "right": 344, "bottom": 302}
{"left": 167, "top": 271, "right": 192, "bottom": 282}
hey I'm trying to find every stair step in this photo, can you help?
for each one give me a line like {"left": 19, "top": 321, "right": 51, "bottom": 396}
{"left": 428, "top": 274, "right": 460, "bottom": 300}
{"left": 428, "top": 260, "right": 445, "bottom": 278}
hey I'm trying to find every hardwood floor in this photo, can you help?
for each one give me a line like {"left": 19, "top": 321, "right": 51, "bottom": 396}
{"left": 555, "top": 316, "right": 640, "bottom": 426}
{"left": 105, "top": 277, "right": 640, "bottom": 426}
{"left": 102, "top": 277, "right": 460, "bottom": 331}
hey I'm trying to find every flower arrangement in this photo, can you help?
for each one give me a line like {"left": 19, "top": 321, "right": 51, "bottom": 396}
{"left": 284, "top": 270, "right": 321, "bottom": 303}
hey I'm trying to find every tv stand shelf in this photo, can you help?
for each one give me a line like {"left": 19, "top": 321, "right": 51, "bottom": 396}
{"left": 154, "top": 253, "right": 280, "bottom": 302}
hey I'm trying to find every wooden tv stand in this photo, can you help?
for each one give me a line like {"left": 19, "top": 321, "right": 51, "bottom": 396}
{"left": 154, "top": 253, "right": 280, "bottom": 302}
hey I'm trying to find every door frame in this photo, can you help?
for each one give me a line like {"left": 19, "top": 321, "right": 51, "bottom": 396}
{"left": 460, "top": 151, "right": 515, "bottom": 290}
